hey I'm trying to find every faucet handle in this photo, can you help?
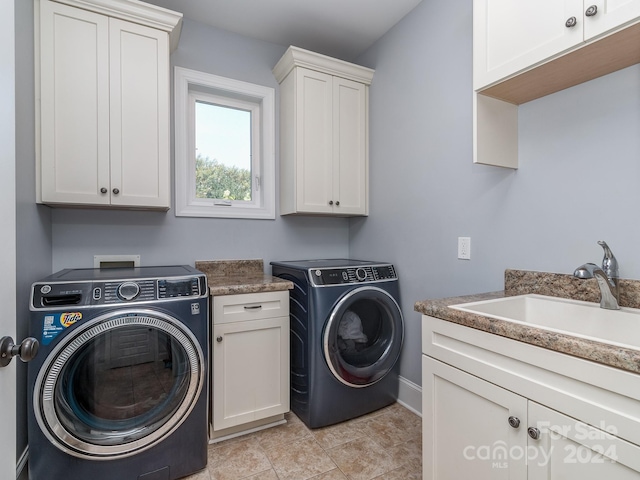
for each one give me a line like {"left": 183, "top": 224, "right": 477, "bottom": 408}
{"left": 597, "top": 241, "right": 619, "bottom": 279}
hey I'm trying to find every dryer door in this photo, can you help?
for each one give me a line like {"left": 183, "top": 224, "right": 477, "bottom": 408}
{"left": 323, "top": 286, "right": 404, "bottom": 388}
{"left": 33, "top": 309, "right": 204, "bottom": 459}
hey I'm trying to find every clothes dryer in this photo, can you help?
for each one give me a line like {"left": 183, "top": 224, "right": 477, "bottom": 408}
{"left": 271, "top": 259, "right": 403, "bottom": 428}
{"left": 28, "top": 266, "right": 209, "bottom": 480}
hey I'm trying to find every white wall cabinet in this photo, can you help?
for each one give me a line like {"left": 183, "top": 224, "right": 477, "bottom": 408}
{"left": 473, "top": 0, "right": 640, "bottom": 168}
{"left": 212, "top": 291, "right": 290, "bottom": 432}
{"left": 273, "top": 46, "right": 373, "bottom": 216}
{"left": 37, "top": 0, "right": 181, "bottom": 209}
{"left": 422, "top": 315, "right": 640, "bottom": 479}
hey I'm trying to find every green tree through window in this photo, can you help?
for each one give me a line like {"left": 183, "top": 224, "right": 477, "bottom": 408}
{"left": 195, "top": 154, "right": 251, "bottom": 201}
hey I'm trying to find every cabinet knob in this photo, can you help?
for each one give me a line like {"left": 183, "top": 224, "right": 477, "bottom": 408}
{"left": 328, "top": 200, "right": 334, "bottom": 205}
{"left": 216, "top": 336, "right": 223, "bottom": 343}
{"left": 527, "top": 427, "right": 541, "bottom": 440}
{"left": 585, "top": 5, "right": 598, "bottom": 16}
{"left": 100, "top": 187, "right": 108, "bottom": 194}
{"left": 508, "top": 416, "right": 520, "bottom": 428}
{"left": 113, "top": 188, "right": 120, "bottom": 195}
{"left": 565, "top": 16, "right": 577, "bottom": 27}
{"left": 335, "top": 201, "right": 340, "bottom": 206}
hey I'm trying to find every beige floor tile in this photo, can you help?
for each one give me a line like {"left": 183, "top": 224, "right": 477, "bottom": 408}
{"left": 370, "top": 464, "right": 422, "bottom": 480}
{"left": 311, "top": 421, "right": 365, "bottom": 450}
{"left": 244, "top": 469, "right": 279, "bottom": 479}
{"left": 308, "top": 469, "right": 349, "bottom": 480}
{"left": 356, "top": 415, "right": 413, "bottom": 449}
{"left": 387, "top": 439, "right": 422, "bottom": 472}
{"left": 255, "top": 417, "right": 312, "bottom": 450}
{"left": 326, "top": 436, "right": 402, "bottom": 480}
{"left": 265, "top": 436, "right": 337, "bottom": 480}
{"left": 206, "top": 437, "right": 273, "bottom": 480}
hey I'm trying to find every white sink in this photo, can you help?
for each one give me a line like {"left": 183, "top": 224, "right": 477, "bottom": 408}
{"left": 449, "top": 294, "right": 640, "bottom": 351}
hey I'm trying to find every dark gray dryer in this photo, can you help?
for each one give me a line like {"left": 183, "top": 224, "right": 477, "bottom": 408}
{"left": 271, "top": 259, "right": 403, "bottom": 429}
{"left": 28, "top": 266, "right": 209, "bottom": 480}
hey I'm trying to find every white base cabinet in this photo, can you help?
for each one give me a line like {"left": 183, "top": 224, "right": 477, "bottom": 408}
{"left": 212, "top": 291, "right": 290, "bottom": 432}
{"left": 422, "top": 315, "right": 640, "bottom": 479}
{"left": 36, "top": 0, "right": 181, "bottom": 209}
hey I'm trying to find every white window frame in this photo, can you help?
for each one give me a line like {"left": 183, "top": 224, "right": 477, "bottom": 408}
{"left": 174, "top": 67, "right": 275, "bottom": 219}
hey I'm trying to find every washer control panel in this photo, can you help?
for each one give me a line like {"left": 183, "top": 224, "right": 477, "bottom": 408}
{"left": 310, "top": 264, "right": 397, "bottom": 286}
{"left": 32, "top": 275, "right": 207, "bottom": 309}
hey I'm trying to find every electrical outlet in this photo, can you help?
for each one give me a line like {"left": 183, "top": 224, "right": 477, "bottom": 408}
{"left": 458, "top": 237, "right": 471, "bottom": 260}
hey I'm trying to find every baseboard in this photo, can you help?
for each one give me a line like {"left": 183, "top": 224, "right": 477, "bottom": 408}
{"left": 17, "top": 446, "right": 28, "bottom": 480}
{"left": 397, "top": 375, "right": 422, "bottom": 416}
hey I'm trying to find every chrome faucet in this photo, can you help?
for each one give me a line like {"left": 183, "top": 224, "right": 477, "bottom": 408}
{"left": 573, "top": 241, "right": 620, "bottom": 310}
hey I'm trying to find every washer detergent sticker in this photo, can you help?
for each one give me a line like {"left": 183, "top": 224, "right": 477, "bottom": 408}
{"left": 42, "top": 312, "right": 82, "bottom": 345}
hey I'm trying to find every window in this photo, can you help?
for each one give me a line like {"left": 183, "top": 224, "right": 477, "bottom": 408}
{"left": 174, "top": 67, "right": 275, "bottom": 219}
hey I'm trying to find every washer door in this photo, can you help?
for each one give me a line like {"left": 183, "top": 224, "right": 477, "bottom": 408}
{"left": 323, "top": 286, "right": 403, "bottom": 388}
{"left": 34, "top": 309, "right": 204, "bottom": 460}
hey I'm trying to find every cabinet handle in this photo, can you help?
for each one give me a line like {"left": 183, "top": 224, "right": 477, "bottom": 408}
{"left": 585, "top": 5, "right": 598, "bottom": 16}
{"left": 335, "top": 201, "right": 340, "bottom": 206}
{"left": 244, "top": 305, "right": 262, "bottom": 310}
{"left": 100, "top": 187, "right": 108, "bottom": 194}
{"left": 216, "top": 336, "right": 223, "bottom": 343}
{"left": 565, "top": 16, "right": 577, "bottom": 27}
{"left": 113, "top": 188, "right": 120, "bottom": 195}
{"left": 527, "top": 427, "right": 541, "bottom": 440}
{"left": 508, "top": 416, "right": 520, "bottom": 428}
{"left": 329, "top": 200, "right": 334, "bottom": 205}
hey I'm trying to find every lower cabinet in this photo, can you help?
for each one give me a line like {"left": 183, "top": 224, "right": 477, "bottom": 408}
{"left": 212, "top": 291, "right": 290, "bottom": 433}
{"left": 422, "top": 316, "right": 640, "bottom": 480}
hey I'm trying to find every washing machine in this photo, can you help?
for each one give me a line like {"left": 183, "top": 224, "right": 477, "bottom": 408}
{"left": 270, "top": 259, "right": 404, "bottom": 428}
{"left": 28, "top": 266, "right": 209, "bottom": 480}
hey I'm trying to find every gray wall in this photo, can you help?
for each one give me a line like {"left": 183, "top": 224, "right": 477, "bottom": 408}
{"left": 51, "top": 19, "right": 350, "bottom": 271}
{"left": 15, "top": 0, "right": 53, "bottom": 463}
{"left": 352, "top": 0, "right": 640, "bottom": 386}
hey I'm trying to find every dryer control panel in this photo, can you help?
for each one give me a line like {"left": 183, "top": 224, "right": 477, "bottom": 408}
{"left": 309, "top": 264, "right": 397, "bottom": 286}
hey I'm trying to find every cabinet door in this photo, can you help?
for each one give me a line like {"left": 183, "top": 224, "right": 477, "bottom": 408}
{"left": 213, "top": 316, "right": 289, "bottom": 431}
{"left": 109, "top": 19, "right": 170, "bottom": 209}
{"left": 295, "top": 67, "right": 333, "bottom": 213}
{"left": 422, "top": 356, "right": 528, "bottom": 480}
{"left": 583, "top": 0, "right": 640, "bottom": 39}
{"left": 474, "top": 0, "right": 584, "bottom": 89}
{"left": 528, "top": 402, "right": 640, "bottom": 479}
{"left": 40, "top": 0, "right": 110, "bottom": 205}
{"left": 333, "top": 77, "right": 367, "bottom": 216}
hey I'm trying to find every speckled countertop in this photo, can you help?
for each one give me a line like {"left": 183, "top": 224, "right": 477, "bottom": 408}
{"left": 415, "top": 269, "right": 640, "bottom": 374}
{"left": 195, "top": 259, "right": 293, "bottom": 296}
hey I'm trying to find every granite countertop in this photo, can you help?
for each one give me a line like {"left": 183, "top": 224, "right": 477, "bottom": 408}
{"left": 415, "top": 269, "right": 640, "bottom": 374}
{"left": 195, "top": 259, "right": 293, "bottom": 296}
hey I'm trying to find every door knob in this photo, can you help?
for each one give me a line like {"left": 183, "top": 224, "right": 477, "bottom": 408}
{"left": 565, "top": 16, "right": 577, "bottom": 27}
{"left": 100, "top": 187, "right": 108, "bottom": 194}
{"left": 528, "top": 427, "right": 541, "bottom": 440}
{"left": 0, "top": 336, "right": 39, "bottom": 367}
{"left": 508, "top": 416, "right": 520, "bottom": 428}
{"left": 585, "top": 5, "right": 598, "bottom": 16}
{"left": 112, "top": 188, "right": 120, "bottom": 195}
{"left": 216, "top": 336, "right": 223, "bottom": 343}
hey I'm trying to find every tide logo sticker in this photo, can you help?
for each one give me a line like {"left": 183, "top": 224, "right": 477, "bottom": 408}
{"left": 60, "top": 312, "right": 82, "bottom": 327}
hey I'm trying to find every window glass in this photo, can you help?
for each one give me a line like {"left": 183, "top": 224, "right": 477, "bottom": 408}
{"left": 174, "top": 67, "right": 275, "bottom": 219}
{"left": 195, "top": 101, "right": 252, "bottom": 202}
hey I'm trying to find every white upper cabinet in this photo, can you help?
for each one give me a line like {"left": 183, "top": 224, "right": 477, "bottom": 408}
{"left": 273, "top": 46, "right": 373, "bottom": 217}
{"left": 474, "top": 0, "right": 583, "bottom": 90}
{"left": 37, "top": 0, "right": 181, "bottom": 209}
{"left": 473, "top": 0, "right": 640, "bottom": 168}
{"left": 584, "top": 0, "right": 640, "bottom": 39}
{"left": 474, "top": 0, "right": 640, "bottom": 91}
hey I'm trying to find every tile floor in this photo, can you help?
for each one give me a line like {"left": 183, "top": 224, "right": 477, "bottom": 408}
{"left": 185, "top": 403, "right": 422, "bottom": 480}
